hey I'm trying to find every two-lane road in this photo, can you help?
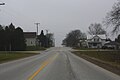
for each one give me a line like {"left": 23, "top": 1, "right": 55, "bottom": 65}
{"left": 0, "top": 47, "right": 120, "bottom": 80}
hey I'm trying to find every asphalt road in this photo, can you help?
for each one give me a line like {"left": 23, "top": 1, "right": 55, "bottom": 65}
{"left": 0, "top": 47, "right": 120, "bottom": 80}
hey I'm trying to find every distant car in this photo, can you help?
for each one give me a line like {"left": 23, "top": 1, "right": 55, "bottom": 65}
{"left": 102, "top": 46, "right": 114, "bottom": 49}
{"left": 102, "top": 46, "right": 108, "bottom": 49}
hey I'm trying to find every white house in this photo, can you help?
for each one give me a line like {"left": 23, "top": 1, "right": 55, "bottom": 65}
{"left": 87, "top": 35, "right": 106, "bottom": 48}
{"left": 24, "top": 32, "right": 37, "bottom": 46}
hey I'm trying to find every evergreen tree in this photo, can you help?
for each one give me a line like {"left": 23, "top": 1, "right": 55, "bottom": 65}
{"left": 14, "top": 27, "right": 26, "bottom": 50}
{"left": 9, "top": 23, "right": 15, "bottom": 51}
{"left": 4, "top": 26, "right": 10, "bottom": 51}
{"left": 38, "top": 30, "right": 47, "bottom": 47}
{"left": 0, "top": 23, "right": 26, "bottom": 51}
{"left": 0, "top": 25, "right": 5, "bottom": 50}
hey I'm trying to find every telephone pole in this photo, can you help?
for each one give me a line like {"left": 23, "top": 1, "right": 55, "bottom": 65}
{"left": 34, "top": 23, "right": 40, "bottom": 35}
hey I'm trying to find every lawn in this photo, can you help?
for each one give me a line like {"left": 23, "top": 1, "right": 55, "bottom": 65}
{"left": 73, "top": 47, "right": 104, "bottom": 50}
{"left": 0, "top": 51, "right": 39, "bottom": 63}
{"left": 73, "top": 51, "right": 120, "bottom": 64}
{"left": 26, "top": 46, "right": 46, "bottom": 51}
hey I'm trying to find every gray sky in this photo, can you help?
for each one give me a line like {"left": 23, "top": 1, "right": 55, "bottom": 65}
{"left": 0, "top": 0, "right": 117, "bottom": 46}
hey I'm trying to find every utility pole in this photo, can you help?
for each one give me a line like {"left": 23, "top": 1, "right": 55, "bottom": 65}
{"left": 34, "top": 23, "right": 40, "bottom": 35}
{"left": 34, "top": 23, "right": 40, "bottom": 47}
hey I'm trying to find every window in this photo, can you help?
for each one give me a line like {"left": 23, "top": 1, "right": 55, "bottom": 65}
{"left": 93, "top": 43, "right": 97, "bottom": 46}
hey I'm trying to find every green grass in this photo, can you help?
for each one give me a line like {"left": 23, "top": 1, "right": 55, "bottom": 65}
{"left": 73, "top": 51, "right": 120, "bottom": 64}
{"left": 0, "top": 51, "right": 39, "bottom": 63}
{"left": 26, "top": 46, "right": 46, "bottom": 51}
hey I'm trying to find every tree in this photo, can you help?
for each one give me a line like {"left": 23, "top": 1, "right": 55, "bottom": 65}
{"left": 4, "top": 26, "right": 10, "bottom": 51}
{"left": 0, "top": 23, "right": 26, "bottom": 51}
{"left": 9, "top": 23, "right": 15, "bottom": 51}
{"left": 14, "top": 27, "right": 26, "bottom": 50}
{"left": 62, "top": 30, "right": 86, "bottom": 47}
{"left": 37, "top": 30, "right": 47, "bottom": 47}
{"left": 105, "top": 1, "right": 120, "bottom": 33}
{"left": 0, "top": 25, "right": 5, "bottom": 50}
{"left": 46, "top": 33, "right": 54, "bottom": 47}
{"left": 88, "top": 23, "right": 106, "bottom": 35}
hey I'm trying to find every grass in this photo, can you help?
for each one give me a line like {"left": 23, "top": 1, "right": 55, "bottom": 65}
{"left": 73, "top": 51, "right": 120, "bottom": 64}
{"left": 73, "top": 47, "right": 100, "bottom": 50}
{"left": 72, "top": 51, "right": 120, "bottom": 75}
{"left": 26, "top": 46, "right": 46, "bottom": 51}
{"left": 0, "top": 51, "right": 39, "bottom": 63}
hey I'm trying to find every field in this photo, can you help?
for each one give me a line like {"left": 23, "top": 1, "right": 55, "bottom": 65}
{"left": 0, "top": 51, "right": 39, "bottom": 63}
{"left": 72, "top": 50, "right": 120, "bottom": 75}
{"left": 73, "top": 51, "right": 120, "bottom": 64}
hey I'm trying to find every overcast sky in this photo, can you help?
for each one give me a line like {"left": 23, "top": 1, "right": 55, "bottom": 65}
{"left": 0, "top": 0, "right": 118, "bottom": 46}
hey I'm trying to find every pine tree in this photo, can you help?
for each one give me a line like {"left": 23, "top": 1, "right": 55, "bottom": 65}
{"left": 38, "top": 30, "right": 47, "bottom": 47}
{"left": 14, "top": 27, "right": 26, "bottom": 51}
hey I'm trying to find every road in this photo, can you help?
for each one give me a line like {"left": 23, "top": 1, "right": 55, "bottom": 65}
{"left": 0, "top": 47, "right": 120, "bottom": 80}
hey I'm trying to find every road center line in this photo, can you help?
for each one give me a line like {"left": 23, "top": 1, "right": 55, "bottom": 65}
{"left": 28, "top": 54, "right": 58, "bottom": 80}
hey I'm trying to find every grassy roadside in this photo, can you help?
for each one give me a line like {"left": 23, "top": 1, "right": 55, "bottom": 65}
{"left": 0, "top": 51, "right": 40, "bottom": 64}
{"left": 72, "top": 51, "right": 120, "bottom": 75}
{"left": 73, "top": 47, "right": 99, "bottom": 50}
{"left": 26, "top": 46, "right": 46, "bottom": 51}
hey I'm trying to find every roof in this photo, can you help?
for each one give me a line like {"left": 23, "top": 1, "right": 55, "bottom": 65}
{"left": 87, "top": 35, "right": 106, "bottom": 40}
{"left": 24, "top": 32, "right": 36, "bottom": 38}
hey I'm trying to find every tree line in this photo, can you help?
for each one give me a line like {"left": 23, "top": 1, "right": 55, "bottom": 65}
{"left": 62, "top": 22, "right": 120, "bottom": 48}
{"left": 62, "top": 0, "right": 120, "bottom": 48}
{"left": 0, "top": 23, "right": 26, "bottom": 51}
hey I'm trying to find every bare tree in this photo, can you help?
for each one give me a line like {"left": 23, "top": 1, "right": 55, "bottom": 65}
{"left": 88, "top": 23, "right": 106, "bottom": 35}
{"left": 105, "top": 1, "right": 120, "bottom": 33}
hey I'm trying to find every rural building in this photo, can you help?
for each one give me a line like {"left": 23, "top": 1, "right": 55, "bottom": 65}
{"left": 24, "top": 32, "right": 37, "bottom": 46}
{"left": 78, "top": 40, "right": 88, "bottom": 48}
{"left": 87, "top": 35, "right": 106, "bottom": 48}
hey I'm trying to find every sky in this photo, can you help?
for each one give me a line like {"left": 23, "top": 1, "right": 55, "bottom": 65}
{"left": 0, "top": 0, "right": 118, "bottom": 46}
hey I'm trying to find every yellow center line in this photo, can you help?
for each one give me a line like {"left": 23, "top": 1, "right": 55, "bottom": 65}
{"left": 28, "top": 54, "right": 58, "bottom": 80}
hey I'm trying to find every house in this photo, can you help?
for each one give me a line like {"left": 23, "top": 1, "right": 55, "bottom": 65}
{"left": 104, "top": 41, "right": 120, "bottom": 50}
{"left": 24, "top": 32, "right": 37, "bottom": 46}
{"left": 78, "top": 39, "right": 88, "bottom": 48}
{"left": 87, "top": 35, "right": 106, "bottom": 48}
